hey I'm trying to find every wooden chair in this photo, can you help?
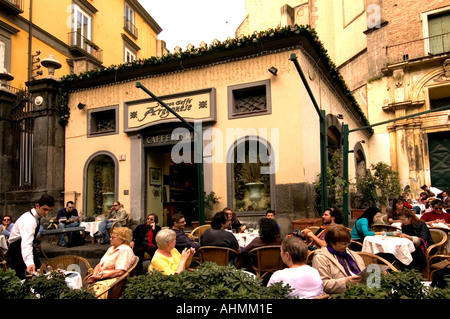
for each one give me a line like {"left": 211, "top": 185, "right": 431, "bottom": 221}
{"left": 247, "top": 245, "right": 284, "bottom": 279}
{"left": 372, "top": 224, "right": 400, "bottom": 232}
{"left": 425, "top": 229, "right": 448, "bottom": 280}
{"left": 39, "top": 255, "right": 94, "bottom": 281}
{"left": 197, "top": 246, "right": 239, "bottom": 266}
{"left": 187, "top": 225, "right": 211, "bottom": 243}
{"left": 91, "top": 255, "right": 139, "bottom": 299}
{"left": 355, "top": 251, "right": 399, "bottom": 272}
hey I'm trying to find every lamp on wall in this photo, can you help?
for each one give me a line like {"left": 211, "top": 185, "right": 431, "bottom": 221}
{"left": 77, "top": 103, "right": 86, "bottom": 110}
{"left": 337, "top": 114, "right": 344, "bottom": 119}
{"left": 268, "top": 67, "right": 278, "bottom": 76}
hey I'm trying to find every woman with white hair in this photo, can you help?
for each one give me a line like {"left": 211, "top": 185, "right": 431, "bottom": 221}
{"left": 149, "top": 228, "right": 195, "bottom": 275}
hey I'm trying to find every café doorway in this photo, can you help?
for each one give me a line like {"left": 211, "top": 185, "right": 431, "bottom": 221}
{"left": 146, "top": 144, "right": 198, "bottom": 227}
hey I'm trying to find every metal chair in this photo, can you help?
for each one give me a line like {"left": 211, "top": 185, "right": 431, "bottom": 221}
{"left": 197, "top": 246, "right": 239, "bottom": 266}
{"left": 247, "top": 245, "right": 285, "bottom": 279}
{"left": 356, "top": 251, "right": 399, "bottom": 272}
{"left": 39, "top": 255, "right": 93, "bottom": 281}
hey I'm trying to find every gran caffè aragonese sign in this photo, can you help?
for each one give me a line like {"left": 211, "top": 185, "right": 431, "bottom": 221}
{"left": 124, "top": 88, "right": 216, "bottom": 132}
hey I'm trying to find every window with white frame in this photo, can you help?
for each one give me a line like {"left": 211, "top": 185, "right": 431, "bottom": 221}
{"left": 124, "top": 46, "right": 136, "bottom": 62}
{"left": 422, "top": 8, "right": 450, "bottom": 55}
{"left": 124, "top": 3, "right": 138, "bottom": 38}
{"left": 71, "top": 4, "right": 92, "bottom": 52}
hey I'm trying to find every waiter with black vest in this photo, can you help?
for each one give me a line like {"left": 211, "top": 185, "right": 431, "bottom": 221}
{"left": 7, "top": 193, "right": 55, "bottom": 279}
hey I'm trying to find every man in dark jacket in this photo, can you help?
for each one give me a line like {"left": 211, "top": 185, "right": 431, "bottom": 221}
{"left": 130, "top": 213, "right": 161, "bottom": 275}
{"left": 171, "top": 213, "right": 200, "bottom": 253}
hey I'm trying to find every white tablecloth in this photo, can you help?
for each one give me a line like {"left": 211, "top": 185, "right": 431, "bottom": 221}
{"left": 234, "top": 233, "right": 258, "bottom": 247}
{"left": 363, "top": 235, "right": 415, "bottom": 265}
{"left": 80, "top": 221, "right": 101, "bottom": 235}
{"left": 64, "top": 271, "right": 82, "bottom": 289}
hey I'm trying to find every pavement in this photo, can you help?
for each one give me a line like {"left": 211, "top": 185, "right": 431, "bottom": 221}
{"left": 38, "top": 235, "right": 110, "bottom": 268}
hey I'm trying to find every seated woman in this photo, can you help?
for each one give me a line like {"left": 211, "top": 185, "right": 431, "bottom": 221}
{"left": 267, "top": 236, "right": 323, "bottom": 299}
{"left": 312, "top": 225, "right": 365, "bottom": 295}
{"left": 149, "top": 228, "right": 195, "bottom": 275}
{"left": 1, "top": 215, "right": 14, "bottom": 238}
{"left": 87, "top": 227, "right": 136, "bottom": 298}
{"left": 395, "top": 210, "right": 434, "bottom": 271}
{"left": 387, "top": 197, "right": 408, "bottom": 224}
{"left": 241, "top": 218, "right": 283, "bottom": 272}
{"left": 350, "top": 207, "right": 383, "bottom": 245}
{"left": 244, "top": 218, "right": 283, "bottom": 252}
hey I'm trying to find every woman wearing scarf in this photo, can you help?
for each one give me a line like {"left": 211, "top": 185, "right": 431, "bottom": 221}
{"left": 312, "top": 224, "right": 366, "bottom": 295}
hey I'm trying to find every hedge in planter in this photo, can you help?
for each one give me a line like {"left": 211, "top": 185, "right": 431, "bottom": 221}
{"left": 0, "top": 269, "right": 95, "bottom": 299}
{"left": 332, "top": 269, "right": 450, "bottom": 299}
{"left": 121, "top": 262, "right": 293, "bottom": 299}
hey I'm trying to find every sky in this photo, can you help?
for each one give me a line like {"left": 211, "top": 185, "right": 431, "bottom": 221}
{"left": 138, "top": 0, "right": 247, "bottom": 52}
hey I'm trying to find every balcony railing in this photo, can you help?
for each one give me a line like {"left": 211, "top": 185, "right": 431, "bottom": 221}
{"left": 0, "top": 0, "right": 24, "bottom": 13}
{"left": 124, "top": 17, "right": 138, "bottom": 38}
{"left": 386, "top": 32, "right": 450, "bottom": 64}
{"left": 68, "top": 31, "right": 103, "bottom": 63}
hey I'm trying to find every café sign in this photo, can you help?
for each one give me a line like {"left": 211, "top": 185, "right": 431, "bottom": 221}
{"left": 124, "top": 88, "right": 216, "bottom": 132}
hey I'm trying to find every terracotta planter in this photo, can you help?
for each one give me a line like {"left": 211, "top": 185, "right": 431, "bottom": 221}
{"left": 292, "top": 218, "right": 322, "bottom": 230}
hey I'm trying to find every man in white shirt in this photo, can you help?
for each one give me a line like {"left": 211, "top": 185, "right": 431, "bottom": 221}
{"left": 7, "top": 193, "right": 55, "bottom": 279}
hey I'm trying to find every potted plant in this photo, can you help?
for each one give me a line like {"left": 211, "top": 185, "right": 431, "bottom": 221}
{"left": 351, "top": 161, "right": 401, "bottom": 218}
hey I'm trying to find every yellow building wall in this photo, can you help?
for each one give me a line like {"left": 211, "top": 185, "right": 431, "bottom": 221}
{"left": 64, "top": 48, "right": 368, "bottom": 219}
{"left": 4, "top": 0, "right": 159, "bottom": 89}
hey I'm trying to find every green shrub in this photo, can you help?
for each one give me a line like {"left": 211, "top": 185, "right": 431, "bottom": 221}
{"left": 121, "top": 262, "right": 293, "bottom": 299}
{"left": 0, "top": 269, "right": 95, "bottom": 299}
{"left": 333, "top": 270, "right": 450, "bottom": 299}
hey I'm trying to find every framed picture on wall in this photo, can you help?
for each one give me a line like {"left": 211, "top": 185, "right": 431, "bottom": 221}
{"left": 150, "top": 168, "right": 162, "bottom": 186}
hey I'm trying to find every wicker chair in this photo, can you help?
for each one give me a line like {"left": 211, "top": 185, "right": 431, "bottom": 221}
{"left": 187, "top": 225, "right": 211, "bottom": 243}
{"left": 429, "top": 226, "right": 450, "bottom": 254}
{"left": 424, "top": 229, "right": 448, "bottom": 280}
{"left": 90, "top": 255, "right": 139, "bottom": 299}
{"left": 0, "top": 249, "right": 7, "bottom": 271}
{"left": 197, "top": 246, "right": 239, "bottom": 266}
{"left": 39, "top": 255, "right": 93, "bottom": 281}
{"left": 355, "top": 251, "right": 399, "bottom": 272}
{"left": 247, "top": 245, "right": 285, "bottom": 279}
{"left": 427, "top": 255, "right": 450, "bottom": 281}
{"left": 349, "top": 240, "right": 363, "bottom": 251}
{"left": 380, "top": 214, "right": 388, "bottom": 224}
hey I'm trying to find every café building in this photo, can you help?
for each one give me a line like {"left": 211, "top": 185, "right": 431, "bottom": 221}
{"left": 62, "top": 26, "right": 371, "bottom": 234}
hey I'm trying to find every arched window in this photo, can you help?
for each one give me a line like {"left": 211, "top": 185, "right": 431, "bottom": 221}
{"left": 84, "top": 152, "right": 117, "bottom": 217}
{"left": 227, "top": 137, "right": 275, "bottom": 212}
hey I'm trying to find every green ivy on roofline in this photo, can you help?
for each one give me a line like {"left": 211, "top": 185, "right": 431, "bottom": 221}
{"left": 57, "top": 24, "right": 372, "bottom": 133}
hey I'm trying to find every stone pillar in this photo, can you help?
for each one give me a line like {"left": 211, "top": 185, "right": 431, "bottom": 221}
{"left": 0, "top": 88, "right": 16, "bottom": 195}
{"left": 25, "top": 77, "right": 64, "bottom": 206}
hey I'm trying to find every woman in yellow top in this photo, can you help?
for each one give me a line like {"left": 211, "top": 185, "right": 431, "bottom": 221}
{"left": 150, "top": 228, "right": 195, "bottom": 275}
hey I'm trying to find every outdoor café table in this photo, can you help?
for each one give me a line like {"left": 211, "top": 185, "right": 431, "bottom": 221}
{"left": 362, "top": 235, "right": 415, "bottom": 265}
{"left": 80, "top": 221, "right": 102, "bottom": 243}
{"left": 234, "top": 232, "right": 258, "bottom": 247}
